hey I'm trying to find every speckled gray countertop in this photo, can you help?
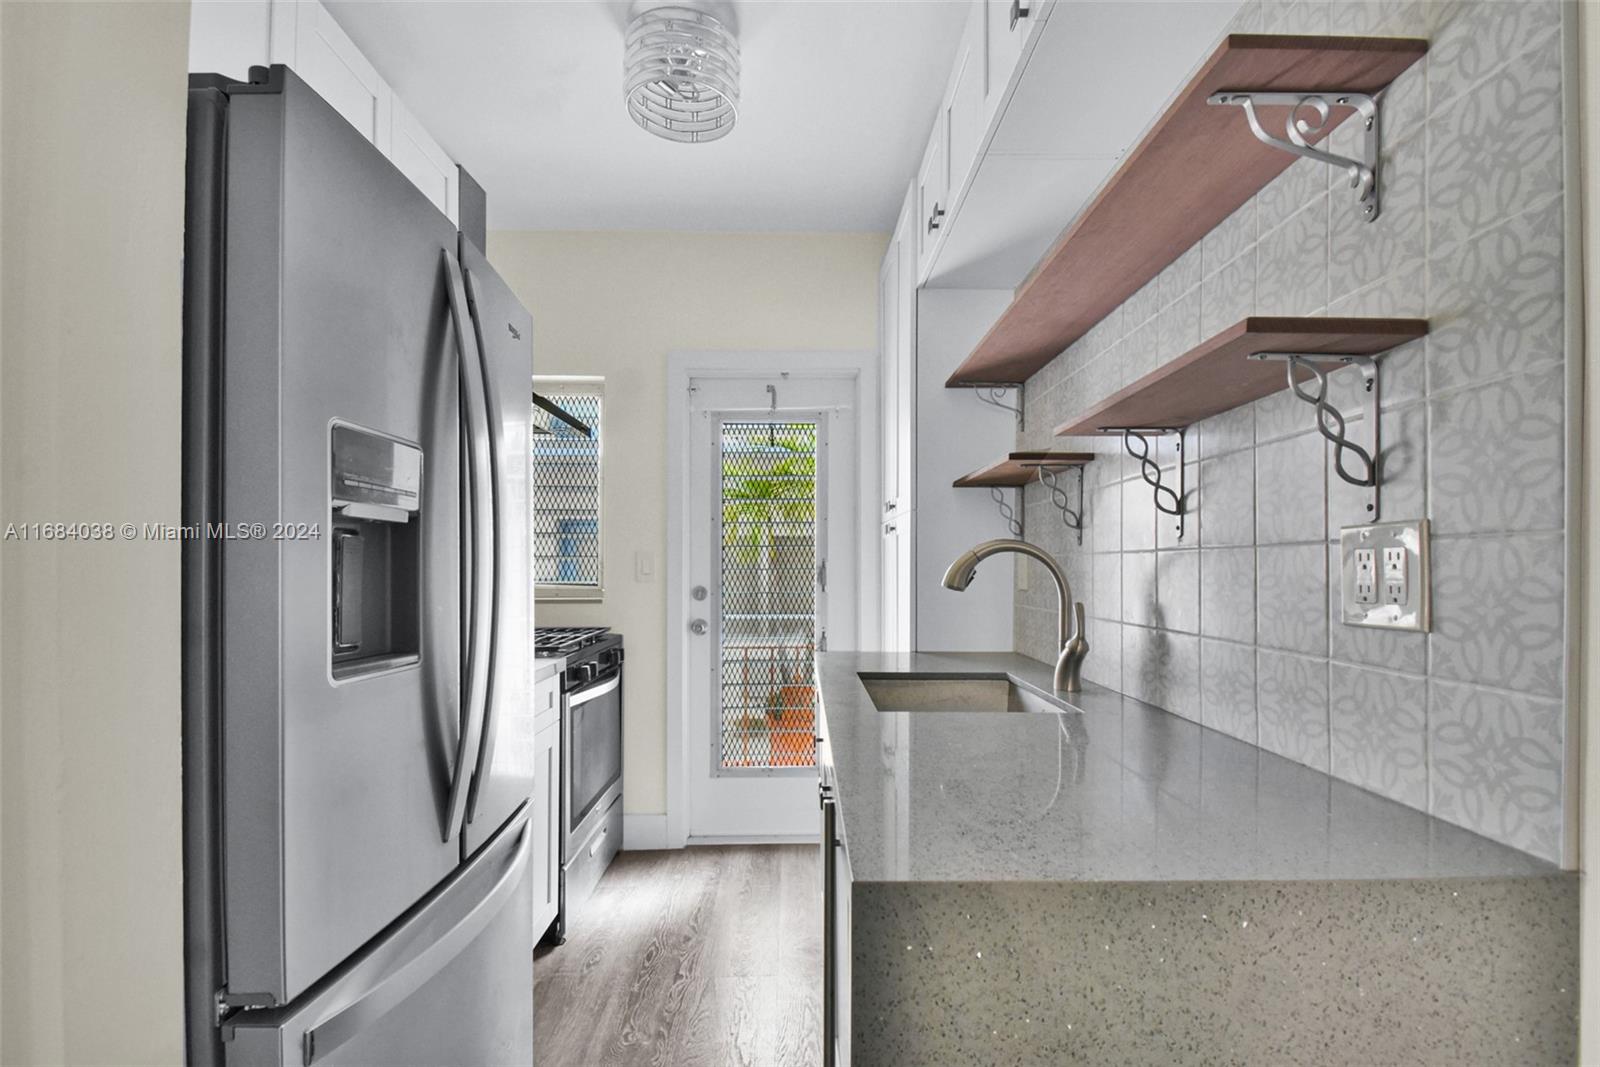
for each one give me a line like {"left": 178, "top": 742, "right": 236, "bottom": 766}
{"left": 818, "top": 651, "right": 1557, "bottom": 884}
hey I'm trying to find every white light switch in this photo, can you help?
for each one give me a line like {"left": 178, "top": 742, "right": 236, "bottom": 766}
{"left": 635, "top": 550, "right": 655, "bottom": 581}
{"left": 1340, "top": 520, "right": 1430, "bottom": 632}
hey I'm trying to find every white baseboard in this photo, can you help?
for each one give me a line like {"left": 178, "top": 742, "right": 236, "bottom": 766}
{"left": 622, "top": 813, "right": 669, "bottom": 850}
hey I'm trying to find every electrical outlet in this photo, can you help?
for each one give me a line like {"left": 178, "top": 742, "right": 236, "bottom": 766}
{"left": 1382, "top": 546, "right": 1407, "bottom": 605}
{"left": 1353, "top": 548, "right": 1378, "bottom": 605}
{"left": 1339, "top": 520, "right": 1430, "bottom": 632}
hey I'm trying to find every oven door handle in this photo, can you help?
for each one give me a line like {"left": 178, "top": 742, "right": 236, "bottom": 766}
{"left": 568, "top": 674, "right": 620, "bottom": 707}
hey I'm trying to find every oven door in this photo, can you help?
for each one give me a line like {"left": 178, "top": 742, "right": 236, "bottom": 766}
{"left": 562, "top": 668, "right": 622, "bottom": 857}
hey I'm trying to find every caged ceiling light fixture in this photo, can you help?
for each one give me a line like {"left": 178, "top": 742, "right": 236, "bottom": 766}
{"left": 623, "top": 3, "right": 740, "bottom": 144}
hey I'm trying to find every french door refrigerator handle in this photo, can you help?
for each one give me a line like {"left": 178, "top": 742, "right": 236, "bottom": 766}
{"left": 301, "top": 818, "right": 532, "bottom": 1066}
{"left": 442, "top": 249, "right": 496, "bottom": 843}
{"left": 461, "top": 265, "right": 504, "bottom": 827}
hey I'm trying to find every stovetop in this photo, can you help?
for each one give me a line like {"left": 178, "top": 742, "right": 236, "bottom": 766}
{"left": 533, "top": 626, "right": 612, "bottom": 657}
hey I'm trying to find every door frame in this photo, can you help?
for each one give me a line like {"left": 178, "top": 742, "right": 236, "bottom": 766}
{"left": 665, "top": 350, "right": 879, "bottom": 848}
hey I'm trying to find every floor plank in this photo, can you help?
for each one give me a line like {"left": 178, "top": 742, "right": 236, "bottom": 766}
{"left": 535, "top": 845, "right": 821, "bottom": 1067}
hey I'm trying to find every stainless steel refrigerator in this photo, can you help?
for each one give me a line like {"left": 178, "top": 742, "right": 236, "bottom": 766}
{"left": 182, "top": 65, "right": 536, "bottom": 1066}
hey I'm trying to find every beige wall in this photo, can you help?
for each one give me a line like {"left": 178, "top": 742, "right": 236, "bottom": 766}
{"left": 1582, "top": 1, "right": 1598, "bottom": 1057}
{"left": 488, "top": 230, "right": 885, "bottom": 815}
{"left": 0, "top": 3, "right": 189, "bottom": 1063}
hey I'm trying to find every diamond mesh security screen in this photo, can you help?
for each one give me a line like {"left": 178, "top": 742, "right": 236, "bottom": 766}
{"left": 718, "top": 422, "right": 819, "bottom": 771}
{"left": 531, "top": 392, "right": 602, "bottom": 589}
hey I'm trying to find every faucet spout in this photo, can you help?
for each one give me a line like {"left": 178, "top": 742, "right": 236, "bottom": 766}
{"left": 941, "top": 538, "right": 1087, "bottom": 692}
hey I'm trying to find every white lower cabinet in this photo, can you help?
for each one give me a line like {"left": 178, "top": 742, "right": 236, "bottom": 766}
{"left": 833, "top": 834, "right": 852, "bottom": 1067}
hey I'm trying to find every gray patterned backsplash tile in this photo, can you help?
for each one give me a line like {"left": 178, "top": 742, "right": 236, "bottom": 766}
{"left": 1430, "top": 679, "right": 1564, "bottom": 863}
{"left": 1196, "top": 403, "right": 1255, "bottom": 460}
{"left": 1156, "top": 549, "right": 1199, "bottom": 634}
{"left": 1257, "top": 543, "right": 1329, "bottom": 657}
{"left": 1198, "top": 449, "right": 1254, "bottom": 547}
{"left": 1200, "top": 547, "right": 1256, "bottom": 644}
{"left": 1091, "top": 551, "right": 1122, "bottom": 622}
{"left": 1256, "top": 432, "right": 1326, "bottom": 544}
{"left": 1257, "top": 649, "right": 1330, "bottom": 771}
{"left": 1199, "top": 247, "right": 1256, "bottom": 338}
{"left": 1329, "top": 130, "right": 1426, "bottom": 296}
{"left": 1012, "top": 0, "right": 1571, "bottom": 865}
{"left": 1121, "top": 478, "right": 1157, "bottom": 552}
{"left": 1201, "top": 638, "right": 1257, "bottom": 743}
{"left": 1428, "top": 365, "right": 1565, "bottom": 536}
{"left": 1430, "top": 533, "right": 1565, "bottom": 698}
{"left": 1428, "top": 0, "right": 1562, "bottom": 120}
{"left": 1427, "top": 196, "right": 1564, "bottom": 393}
{"left": 1428, "top": 50, "right": 1564, "bottom": 262}
{"left": 1329, "top": 663, "right": 1428, "bottom": 810}
{"left": 1204, "top": 199, "right": 1257, "bottom": 275}
{"left": 1122, "top": 551, "right": 1157, "bottom": 629}
{"left": 1257, "top": 194, "right": 1330, "bottom": 316}
{"left": 1163, "top": 241, "right": 1204, "bottom": 305}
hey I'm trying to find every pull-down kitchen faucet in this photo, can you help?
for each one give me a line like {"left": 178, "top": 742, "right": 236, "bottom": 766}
{"left": 942, "top": 538, "right": 1088, "bottom": 692}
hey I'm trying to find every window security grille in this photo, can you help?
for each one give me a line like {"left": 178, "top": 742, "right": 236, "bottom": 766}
{"left": 531, "top": 391, "right": 602, "bottom": 592}
{"left": 717, "top": 421, "right": 818, "bottom": 771}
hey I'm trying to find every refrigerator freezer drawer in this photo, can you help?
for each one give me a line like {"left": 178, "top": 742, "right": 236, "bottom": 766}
{"left": 225, "top": 812, "right": 534, "bottom": 1067}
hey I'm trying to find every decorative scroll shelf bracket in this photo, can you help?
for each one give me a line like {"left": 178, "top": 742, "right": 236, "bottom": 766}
{"left": 1105, "top": 428, "right": 1187, "bottom": 541}
{"left": 1206, "top": 90, "right": 1381, "bottom": 221}
{"left": 989, "top": 486, "right": 1024, "bottom": 538}
{"left": 1035, "top": 465, "right": 1085, "bottom": 545}
{"left": 1249, "top": 352, "right": 1381, "bottom": 520}
{"left": 974, "top": 385, "right": 1024, "bottom": 430}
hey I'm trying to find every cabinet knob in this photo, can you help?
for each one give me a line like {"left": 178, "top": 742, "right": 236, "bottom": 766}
{"left": 1010, "top": 0, "right": 1030, "bottom": 30}
{"left": 927, "top": 204, "right": 945, "bottom": 233}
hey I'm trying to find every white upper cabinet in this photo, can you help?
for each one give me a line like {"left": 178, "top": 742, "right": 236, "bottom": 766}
{"left": 273, "top": 0, "right": 392, "bottom": 152}
{"left": 983, "top": 0, "right": 1051, "bottom": 116}
{"left": 189, "top": 0, "right": 460, "bottom": 223}
{"left": 942, "top": 2, "right": 987, "bottom": 208}
{"left": 389, "top": 97, "right": 461, "bottom": 224}
{"left": 913, "top": 121, "right": 947, "bottom": 281}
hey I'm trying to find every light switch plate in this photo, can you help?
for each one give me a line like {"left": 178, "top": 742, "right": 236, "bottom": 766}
{"left": 1339, "top": 519, "right": 1430, "bottom": 631}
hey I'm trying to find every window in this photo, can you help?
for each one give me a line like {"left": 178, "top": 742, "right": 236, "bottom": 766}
{"left": 531, "top": 377, "right": 603, "bottom": 599}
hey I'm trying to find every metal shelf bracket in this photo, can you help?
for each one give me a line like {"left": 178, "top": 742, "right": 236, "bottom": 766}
{"left": 973, "top": 385, "right": 1024, "bottom": 430}
{"left": 1107, "top": 427, "right": 1187, "bottom": 540}
{"left": 1206, "top": 90, "right": 1381, "bottom": 221}
{"left": 1250, "top": 351, "right": 1381, "bottom": 520}
{"left": 989, "top": 486, "right": 1024, "bottom": 538}
{"left": 1035, "top": 465, "right": 1085, "bottom": 545}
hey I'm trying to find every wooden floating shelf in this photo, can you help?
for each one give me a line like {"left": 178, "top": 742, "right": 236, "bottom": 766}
{"left": 1053, "top": 316, "right": 1428, "bottom": 436}
{"left": 953, "top": 451, "right": 1096, "bottom": 488}
{"left": 946, "top": 33, "right": 1429, "bottom": 389}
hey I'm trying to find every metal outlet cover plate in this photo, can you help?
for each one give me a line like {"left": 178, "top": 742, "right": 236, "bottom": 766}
{"left": 1339, "top": 519, "right": 1430, "bottom": 632}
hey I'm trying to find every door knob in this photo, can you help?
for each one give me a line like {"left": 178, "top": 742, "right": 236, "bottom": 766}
{"left": 689, "top": 618, "right": 708, "bottom": 636}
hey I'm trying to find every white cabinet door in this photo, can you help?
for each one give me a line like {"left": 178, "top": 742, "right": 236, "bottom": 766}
{"left": 833, "top": 835, "right": 853, "bottom": 1066}
{"left": 531, "top": 717, "right": 560, "bottom": 939}
{"left": 984, "top": 0, "right": 1033, "bottom": 113}
{"left": 272, "top": 0, "right": 392, "bottom": 151}
{"left": 892, "top": 218, "right": 915, "bottom": 518}
{"left": 914, "top": 124, "right": 947, "bottom": 282}
{"left": 943, "top": 2, "right": 987, "bottom": 208}
{"left": 389, "top": 96, "right": 460, "bottom": 223}
{"left": 878, "top": 235, "right": 902, "bottom": 518}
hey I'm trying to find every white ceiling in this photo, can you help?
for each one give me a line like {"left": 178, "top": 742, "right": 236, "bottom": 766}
{"left": 327, "top": 0, "right": 971, "bottom": 233}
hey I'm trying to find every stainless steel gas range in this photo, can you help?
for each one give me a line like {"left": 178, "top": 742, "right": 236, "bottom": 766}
{"left": 532, "top": 626, "right": 623, "bottom": 942}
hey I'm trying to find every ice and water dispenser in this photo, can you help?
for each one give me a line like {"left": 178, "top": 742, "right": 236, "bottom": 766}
{"left": 330, "top": 422, "right": 423, "bottom": 678}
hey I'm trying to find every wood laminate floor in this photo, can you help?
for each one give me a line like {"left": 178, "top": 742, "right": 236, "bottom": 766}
{"left": 534, "top": 845, "right": 822, "bottom": 1067}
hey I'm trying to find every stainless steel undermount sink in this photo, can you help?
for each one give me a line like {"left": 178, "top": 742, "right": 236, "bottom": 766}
{"left": 858, "top": 673, "right": 1063, "bottom": 714}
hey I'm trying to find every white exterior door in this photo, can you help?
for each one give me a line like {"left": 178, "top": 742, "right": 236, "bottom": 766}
{"left": 686, "top": 376, "right": 857, "bottom": 839}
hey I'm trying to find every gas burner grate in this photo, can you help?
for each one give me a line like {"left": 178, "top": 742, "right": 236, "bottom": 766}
{"left": 533, "top": 626, "right": 612, "bottom": 657}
